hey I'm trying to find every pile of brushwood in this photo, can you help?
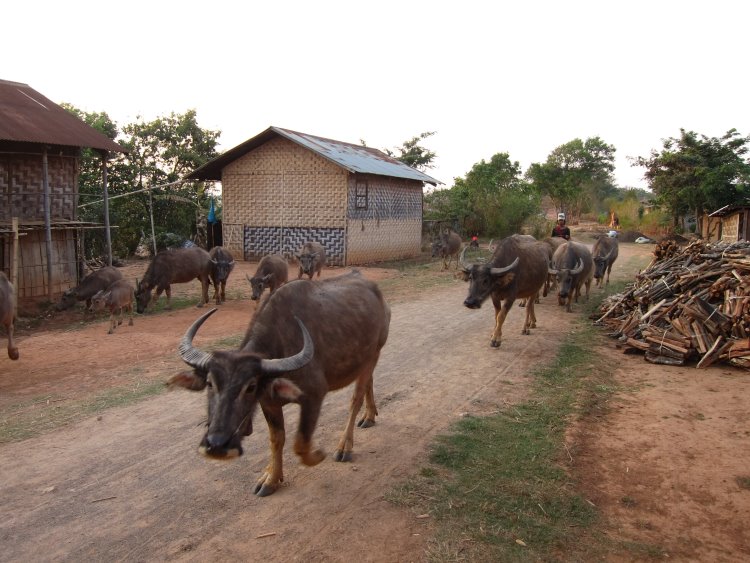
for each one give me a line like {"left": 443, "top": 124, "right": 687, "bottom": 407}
{"left": 593, "top": 238, "right": 750, "bottom": 369}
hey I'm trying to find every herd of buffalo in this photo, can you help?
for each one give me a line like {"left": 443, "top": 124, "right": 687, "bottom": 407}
{"left": 0, "top": 230, "right": 618, "bottom": 495}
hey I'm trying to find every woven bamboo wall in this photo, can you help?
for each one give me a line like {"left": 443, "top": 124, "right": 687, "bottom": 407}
{"left": 0, "top": 153, "right": 79, "bottom": 222}
{"left": 722, "top": 214, "right": 739, "bottom": 242}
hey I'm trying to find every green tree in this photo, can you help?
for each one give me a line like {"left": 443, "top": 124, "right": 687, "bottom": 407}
{"left": 633, "top": 129, "right": 750, "bottom": 230}
{"left": 384, "top": 131, "right": 437, "bottom": 171}
{"left": 527, "top": 137, "right": 616, "bottom": 220}
{"left": 424, "top": 153, "right": 538, "bottom": 237}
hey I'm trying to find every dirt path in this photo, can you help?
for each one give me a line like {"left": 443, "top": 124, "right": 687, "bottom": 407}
{"left": 1, "top": 241, "right": 748, "bottom": 561}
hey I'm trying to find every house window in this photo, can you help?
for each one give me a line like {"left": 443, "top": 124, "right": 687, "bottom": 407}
{"left": 356, "top": 181, "right": 368, "bottom": 209}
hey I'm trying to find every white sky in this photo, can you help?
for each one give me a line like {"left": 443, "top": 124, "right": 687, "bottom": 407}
{"left": 3, "top": 0, "right": 748, "bottom": 190}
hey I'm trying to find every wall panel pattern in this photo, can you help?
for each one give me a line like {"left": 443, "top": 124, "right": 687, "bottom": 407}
{"left": 244, "top": 226, "right": 345, "bottom": 266}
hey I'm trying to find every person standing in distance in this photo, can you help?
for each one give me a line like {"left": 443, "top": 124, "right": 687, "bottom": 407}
{"left": 552, "top": 213, "right": 571, "bottom": 240}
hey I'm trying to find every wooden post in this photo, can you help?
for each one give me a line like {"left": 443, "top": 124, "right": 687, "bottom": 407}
{"left": 11, "top": 217, "right": 19, "bottom": 316}
{"left": 42, "top": 147, "right": 53, "bottom": 300}
{"left": 101, "top": 152, "right": 113, "bottom": 266}
{"left": 148, "top": 186, "right": 157, "bottom": 256}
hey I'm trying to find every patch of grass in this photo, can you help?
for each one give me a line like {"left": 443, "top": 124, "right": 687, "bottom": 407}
{"left": 0, "top": 380, "right": 166, "bottom": 443}
{"left": 736, "top": 476, "right": 750, "bottom": 490}
{"left": 387, "top": 286, "right": 631, "bottom": 561}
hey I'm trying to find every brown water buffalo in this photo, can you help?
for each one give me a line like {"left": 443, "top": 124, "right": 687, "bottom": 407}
{"left": 296, "top": 242, "right": 326, "bottom": 280}
{"left": 56, "top": 266, "right": 123, "bottom": 311}
{"left": 169, "top": 271, "right": 391, "bottom": 497}
{"left": 0, "top": 272, "right": 19, "bottom": 360}
{"left": 461, "top": 235, "right": 549, "bottom": 348}
{"left": 208, "top": 246, "right": 235, "bottom": 305}
{"left": 592, "top": 235, "right": 619, "bottom": 287}
{"left": 431, "top": 230, "right": 462, "bottom": 270}
{"left": 91, "top": 279, "right": 135, "bottom": 334}
{"left": 246, "top": 254, "right": 288, "bottom": 301}
{"left": 549, "top": 241, "right": 594, "bottom": 312}
{"left": 135, "top": 247, "right": 212, "bottom": 313}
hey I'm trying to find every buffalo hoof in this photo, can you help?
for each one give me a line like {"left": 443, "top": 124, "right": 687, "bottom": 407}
{"left": 8, "top": 348, "right": 19, "bottom": 361}
{"left": 490, "top": 340, "right": 501, "bottom": 348}
{"left": 521, "top": 328, "right": 530, "bottom": 335}
{"left": 357, "top": 417, "right": 375, "bottom": 428}
{"left": 107, "top": 329, "right": 114, "bottom": 335}
{"left": 334, "top": 450, "right": 353, "bottom": 462}
{"left": 253, "top": 483, "right": 278, "bottom": 497}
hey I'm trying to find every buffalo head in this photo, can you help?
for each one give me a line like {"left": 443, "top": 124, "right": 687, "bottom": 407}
{"left": 134, "top": 278, "right": 152, "bottom": 314}
{"left": 246, "top": 273, "right": 274, "bottom": 301}
{"left": 548, "top": 259, "right": 584, "bottom": 302}
{"left": 593, "top": 250, "right": 613, "bottom": 280}
{"left": 211, "top": 258, "right": 235, "bottom": 283}
{"left": 296, "top": 252, "right": 319, "bottom": 276}
{"left": 169, "top": 309, "right": 314, "bottom": 459}
{"left": 460, "top": 247, "right": 519, "bottom": 309}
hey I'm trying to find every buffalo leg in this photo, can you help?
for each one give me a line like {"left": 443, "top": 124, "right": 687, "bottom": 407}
{"left": 254, "top": 404, "right": 286, "bottom": 497}
{"left": 127, "top": 303, "right": 134, "bottom": 326}
{"left": 523, "top": 295, "right": 537, "bottom": 334}
{"left": 335, "top": 369, "right": 376, "bottom": 462}
{"left": 5, "top": 320, "right": 18, "bottom": 360}
{"left": 357, "top": 374, "right": 378, "bottom": 428}
{"left": 293, "top": 397, "right": 326, "bottom": 467}
{"left": 490, "top": 295, "right": 512, "bottom": 348}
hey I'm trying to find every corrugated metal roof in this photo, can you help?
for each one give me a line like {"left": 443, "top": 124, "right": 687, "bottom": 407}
{"left": 187, "top": 126, "right": 440, "bottom": 185}
{"left": 0, "top": 79, "right": 126, "bottom": 153}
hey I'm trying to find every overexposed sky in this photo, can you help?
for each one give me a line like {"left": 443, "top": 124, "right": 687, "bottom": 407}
{"left": 3, "top": 0, "right": 747, "bottom": 190}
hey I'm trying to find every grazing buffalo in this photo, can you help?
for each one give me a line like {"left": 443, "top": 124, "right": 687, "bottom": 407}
{"left": 56, "top": 266, "right": 123, "bottom": 311}
{"left": 431, "top": 230, "right": 462, "bottom": 271}
{"left": 135, "top": 247, "right": 212, "bottom": 313}
{"left": 208, "top": 246, "right": 235, "bottom": 305}
{"left": 169, "top": 271, "right": 391, "bottom": 497}
{"left": 549, "top": 241, "right": 594, "bottom": 312}
{"left": 592, "top": 235, "right": 619, "bottom": 287}
{"left": 0, "top": 272, "right": 19, "bottom": 360}
{"left": 296, "top": 242, "right": 326, "bottom": 280}
{"left": 461, "top": 235, "right": 549, "bottom": 347}
{"left": 91, "top": 279, "right": 135, "bottom": 334}
{"left": 246, "top": 254, "right": 288, "bottom": 301}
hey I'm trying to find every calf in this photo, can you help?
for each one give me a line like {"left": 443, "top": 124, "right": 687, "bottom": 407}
{"left": 91, "top": 279, "right": 135, "bottom": 334}
{"left": 0, "top": 272, "right": 19, "bottom": 360}
{"left": 56, "top": 266, "right": 123, "bottom": 311}
{"left": 592, "top": 235, "right": 619, "bottom": 287}
{"left": 246, "top": 254, "right": 288, "bottom": 301}
{"left": 208, "top": 246, "right": 235, "bottom": 305}
{"left": 296, "top": 242, "right": 326, "bottom": 280}
{"left": 431, "top": 230, "right": 462, "bottom": 270}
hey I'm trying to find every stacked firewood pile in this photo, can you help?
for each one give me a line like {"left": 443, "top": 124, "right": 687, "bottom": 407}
{"left": 594, "top": 239, "right": 750, "bottom": 369}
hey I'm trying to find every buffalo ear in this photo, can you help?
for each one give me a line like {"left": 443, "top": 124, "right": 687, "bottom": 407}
{"left": 267, "top": 378, "right": 303, "bottom": 401}
{"left": 262, "top": 273, "right": 274, "bottom": 283}
{"left": 166, "top": 370, "right": 208, "bottom": 391}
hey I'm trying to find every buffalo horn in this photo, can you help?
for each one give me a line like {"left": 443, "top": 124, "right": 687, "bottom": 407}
{"left": 179, "top": 308, "right": 218, "bottom": 370}
{"left": 548, "top": 266, "right": 559, "bottom": 275}
{"left": 490, "top": 257, "right": 519, "bottom": 275}
{"left": 260, "top": 317, "right": 315, "bottom": 374}
{"left": 570, "top": 258, "right": 584, "bottom": 275}
{"left": 245, "top": 273, "right": 253, "bottom": 284}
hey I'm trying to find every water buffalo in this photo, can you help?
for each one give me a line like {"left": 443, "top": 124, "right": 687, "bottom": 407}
{"left": 56, "top": 266, "right": 123, "bottom": 311}
{"left": 0, "top": 272, "right": 19, "bottom": 360}
{"left": 431, "top": 230, "right": 462, "bottom": 271}
{"left": 208, "top": 246, "right": 235, "bottom": 305}
{"left": 135, "top": 247, "right": 212, "bottom": 313}
{"left": 549, "top": 241, "right": 594, "bottom": 312}
{"left": 296, "top": 242, "right": 326, "bottom": 280}
{"left": 542, "top": 237, "right": 567, "bottom": 292}
{"left": 91, "top": 279, "right": 135, "bottom": 334}
{"left": 169, "top": 271, "right": 391, "bottom": 497}
{"left": 246, "top": 254, "right": 288, "bottom": 301}
{"left": 592, "top": 235, "right": 619, "bottom": 287}
{"left": 461, "top": 235, "right": 549, "bottom": 347}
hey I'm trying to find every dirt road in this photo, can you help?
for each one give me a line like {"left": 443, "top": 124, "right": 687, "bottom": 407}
{"left": 1, "top": 241, "right": 748, "bottom": 561}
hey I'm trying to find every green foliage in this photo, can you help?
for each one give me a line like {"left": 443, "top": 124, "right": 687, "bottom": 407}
{"left": 383, "top": 131, "right": 437, "bottom": 171}
{"left": 633, "top": 128, "right": 750, "bottom": 226}
{"left": 527, "top": 137, "right": 617, "bottom": 219}
{"left": 424, "top": 153, "right": 539, "bottom": 237}
{"left": 63, "top": 106, "right": 220, "bottom": 258}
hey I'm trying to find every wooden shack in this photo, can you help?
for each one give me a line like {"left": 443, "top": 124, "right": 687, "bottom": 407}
{"left": 0, "top": 79, "right": 125, "bottom": 305}
{"left": 186, "top": 126, "right": 439, "bottom": 265}
{"left": 707, "top": 203, "right": 750, "bottom": 242}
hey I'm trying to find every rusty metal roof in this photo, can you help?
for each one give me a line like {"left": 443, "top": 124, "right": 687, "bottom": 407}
{"left": 187, "top": 126, "right": 440, "bottom": 185}
{"left": 0, "top": 79, "right": 126, "bottom": 153}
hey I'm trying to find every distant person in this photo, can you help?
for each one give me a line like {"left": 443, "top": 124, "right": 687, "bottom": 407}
{"left": 552, "top": 215, "right": 571, "bottom": 240}
{"left": 470, "top": 234, "right": 479, "bottom": 248}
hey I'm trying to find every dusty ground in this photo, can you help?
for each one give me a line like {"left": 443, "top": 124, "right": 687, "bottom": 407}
{"left": 0, "top": 237, "right": 748, "bottom": 562}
